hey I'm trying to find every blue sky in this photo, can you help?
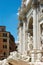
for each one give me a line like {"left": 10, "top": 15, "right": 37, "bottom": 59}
{"left": 0, "top": 0, "right": 21, "bottom": 41}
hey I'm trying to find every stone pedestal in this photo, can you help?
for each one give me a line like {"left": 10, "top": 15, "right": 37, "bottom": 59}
{"left": 31, "top": 54, "right": 35, "bottom": 62}
{"left": 37, "top": 52, "right": 41, "bottom": 61}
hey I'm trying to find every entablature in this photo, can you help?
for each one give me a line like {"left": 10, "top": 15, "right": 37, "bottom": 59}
{"left": 18, "top": 0, "right": 32, "bottom": 20}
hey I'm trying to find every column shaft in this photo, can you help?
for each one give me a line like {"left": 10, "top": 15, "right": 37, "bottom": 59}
{"left": 37, "top": 10, "right": 41, "bottom": 49}
{"left": 18, "top": 26, "right": 23, "bottom": 54}
{"left": 23, "top": 21, "right": 26, "bottom": 54}
{"left": 31, "top": 9, "right": 37, "bottom": 62}
{"left": 33, "top": 9, "right": 37, "bottom": 49}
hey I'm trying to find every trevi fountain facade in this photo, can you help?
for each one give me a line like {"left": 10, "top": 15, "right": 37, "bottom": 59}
{"left": 0, "top": 0, "right": 43, "bottom": 65}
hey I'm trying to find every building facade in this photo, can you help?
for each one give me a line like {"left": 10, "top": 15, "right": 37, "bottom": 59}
{"left": 18, "top": 0, "right": 43, "bottom": 62}
{"left": 0, "top": 26, "right": 16, "bottom": 60}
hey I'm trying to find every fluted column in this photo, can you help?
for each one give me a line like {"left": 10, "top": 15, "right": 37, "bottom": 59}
{"left": 33, "top": 9, "right": 40, "bottom": 49}
{"left": 33, "top": 8, "right": 37, "bottom": 49}
{"left": 18, "top": 22, "right": 23, "bottom": 54}
{"left": 36, "top": 9, "right": 42, "bottom": 61}
{"left": 37, "top": 9, "right": 41, "bottom": 50}
{"left": 23, "top": 21, "right": 26, "bottom": 54}
{"left": 21, "top": 26, "right": 23, "bottom": 54}
{"left": 31, "top": 8, "right": 37, "bottom": 62}
{"left": 25, "top": 28, "right": 28, "bottom": 51}
{"left": 27, "top": 33, "right": 30, "bottom": 50}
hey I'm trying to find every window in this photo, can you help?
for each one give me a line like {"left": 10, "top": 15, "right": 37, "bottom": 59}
{"left": 3, "top": 45, "right": 7, "bottom": 48}
{"left": 5, "top": 45, "right": 7, "bottom": 48}
{"left": 3, "top": 45, "right": 4, "bottom": 48}
{"left": 10, "top": 47, "right": 11, "bottom": 50}
{"left": 3, "top": 33, "right": 7, "bottom": 37}
{"left": 3, "top": 39, "right": 7, "bottom": 42}
{"left": 3, "top": 52, "right": 6, "bottom": 56}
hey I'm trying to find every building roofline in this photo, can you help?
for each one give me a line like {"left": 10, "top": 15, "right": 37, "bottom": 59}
{"left": 0, "top": 26, "right": 6, "bottom": 27}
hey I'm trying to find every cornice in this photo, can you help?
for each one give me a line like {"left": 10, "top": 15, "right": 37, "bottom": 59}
{"left": 18, "top": 0, "right": 32, "bottom": 19}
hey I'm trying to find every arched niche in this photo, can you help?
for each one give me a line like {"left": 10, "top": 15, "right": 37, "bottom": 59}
{"left": 27, "top": 17, "right": 33, "bottom": 50}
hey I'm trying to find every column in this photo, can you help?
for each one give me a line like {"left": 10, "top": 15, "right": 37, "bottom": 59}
{"left": 25, "top": 23, "right": 28, "bottom": 51}
{"left": 33, "top": 8, "right": 37, "bottom": 49}
{"left": 37, "top": 9, "right": 41, "bottom": 49}
{"left": 23, "top": 21, "right": 26, "bottom": 54}
{"left": 18, "top": 22, "right": 23, "bottom": 54}
{"left": 25, "top": 31, "right": 28, "bottom": 51}
{"left": 21, "top": 26, "right": 23, "bottom": 54}
{"left": 36, "top": 9, "right": 41, "bottom": 61}
{"left": 31, "top": 8, "right": 37, "bottom": 62}
{"left": 27, "top": 33, "right": 30, "bottom": 50}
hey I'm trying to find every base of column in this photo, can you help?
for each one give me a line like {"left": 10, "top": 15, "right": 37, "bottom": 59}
{"left": 30, "top": 49, "right": 42, "bottom": 62}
